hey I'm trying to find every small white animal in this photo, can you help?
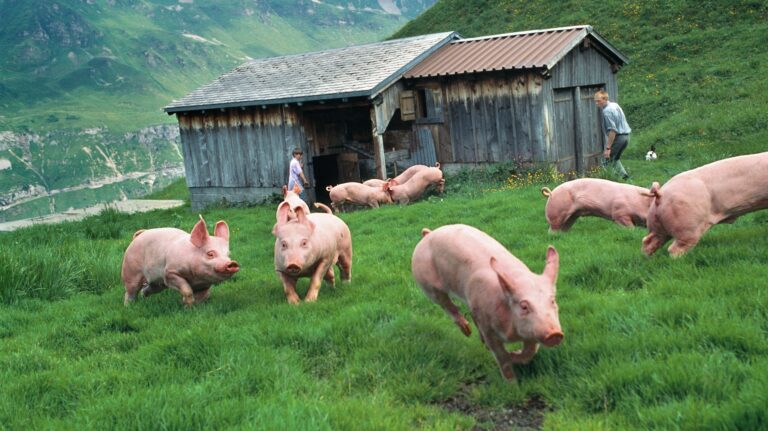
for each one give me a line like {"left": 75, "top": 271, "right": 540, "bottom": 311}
{"left": 646, "top": 145, "right": 658, "bottom": 161}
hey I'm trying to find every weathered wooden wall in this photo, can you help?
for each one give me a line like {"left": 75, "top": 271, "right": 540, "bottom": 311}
{"left": 176, "top": 105, "right": 307, "bottom": 209}
{"left": 417, "top": 72, "right": 547, "bottom": 166}
{"left": 544, "top": 43, "right": 620, "bottom": 173}
{"left": 410, "top": 42, "right": 620, "bottom": 174}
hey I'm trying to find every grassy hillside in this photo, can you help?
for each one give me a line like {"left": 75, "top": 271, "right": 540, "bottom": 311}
{"left": 1, "top": 1, "right": 768, "bottom": 429}
{"left": 394, "top": 0, "right": 768, "bottom": 166}
{"left": 1, "top": 162, "right": 767, "bottom": 429}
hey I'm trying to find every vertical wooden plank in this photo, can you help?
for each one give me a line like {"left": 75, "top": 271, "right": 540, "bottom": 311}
{"left": 513, "top": 75, "right": 532, "bottom": 161}
{"left": 505, "top": 75, "right": 519, "bottom": 161}
{"left": 528, "top": 75, "right": 546, "bottom": 162}
{"left": 240, "top": 109, "right": 256, "bottom": 187}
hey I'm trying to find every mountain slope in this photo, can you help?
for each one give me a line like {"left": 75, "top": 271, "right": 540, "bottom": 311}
{"left": 0, "top": 0, "right": 437, "bottom": 221}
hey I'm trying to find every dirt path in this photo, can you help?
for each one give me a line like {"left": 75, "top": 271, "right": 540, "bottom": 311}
{"left": 0, "top": 199, "right": 185, "bottom": 232}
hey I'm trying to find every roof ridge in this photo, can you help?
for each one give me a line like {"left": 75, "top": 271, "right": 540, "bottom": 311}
{"left": 456, "top": 25, "right": 590, "bottom": 43}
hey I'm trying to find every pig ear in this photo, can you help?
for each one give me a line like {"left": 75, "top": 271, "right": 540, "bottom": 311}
{"left": 214, "top": 221, "right": 229, "bottom": 241}
{"left": 490, "top": 257, "right": 519, "bottom": 296}
{"left": 294, "top": 206, "right": 315, "bottom": 233}
{"left": 543, "top": 246, "right": 559, "bottom": 285}
{"left": 293, "top": 184, "right": 301, "bottom": 194}
{"left": 190, "top": 217, "right": 209, "bottom": 248}
{"left": 276, "top": 201, "right": 292, "bottom": 225}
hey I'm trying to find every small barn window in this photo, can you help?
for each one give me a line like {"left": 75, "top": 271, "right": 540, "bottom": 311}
{"left": 400, "top": 90, "right": 416, "bottom": 121}
{"left": 416, "top": 87, "right": 443, "bottom": 123}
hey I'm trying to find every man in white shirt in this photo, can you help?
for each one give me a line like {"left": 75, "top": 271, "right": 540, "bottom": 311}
{"left": 288, "top": 148, "right": 310, "bottom": 203}
{"left": 594, "top": 90, "right": 631, "bottom": 180}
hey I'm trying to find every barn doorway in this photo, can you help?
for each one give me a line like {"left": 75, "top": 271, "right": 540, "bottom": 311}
{"left": 553, "top": 85, "right": 605, "bottom": 174}
{"left": 312, "top": 154, "right": 339, "bottom": 204}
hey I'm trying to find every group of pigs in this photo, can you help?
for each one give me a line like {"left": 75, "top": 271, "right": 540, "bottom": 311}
{"left": 120, "top": 151, "right": 767, "bottom": 381}
{"left": 325, "top": 163, "right": 445, "bottom": 212}
{"left": 542, "top": 151, "right": 768, "bottom": 257}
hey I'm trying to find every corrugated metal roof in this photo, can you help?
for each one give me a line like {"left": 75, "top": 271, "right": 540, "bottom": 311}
{"left": 165, "top": 32, "right": 459, "bottom": 113}
{"left": 404, "top": 25, "right": 628, "bottom": 79}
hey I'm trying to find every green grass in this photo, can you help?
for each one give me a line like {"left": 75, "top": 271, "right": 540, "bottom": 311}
{"left": 1, "top": 158, "right": 767, "bottom": 429}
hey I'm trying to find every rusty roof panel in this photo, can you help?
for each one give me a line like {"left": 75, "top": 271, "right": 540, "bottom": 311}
{"left": 405, "top": 25, "right": 627, "bottom": 78}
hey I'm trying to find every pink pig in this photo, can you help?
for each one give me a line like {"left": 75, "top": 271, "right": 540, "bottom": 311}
{"left": 362, "top": 178, "right": 387, "bottom": 188}
{"left": 273, "top": 202, "right": 353, "bottom": 304}
{"left": 643, "top": 152, "right": 768, "bottom": 257}
{"left": 387, "top": 164, "right": 445, "bottom": 204}
{"left": 391, "top": 164, "right": 430, "bottom": 185}
{"left": 325, "top": 182, "right": 392, "bottom": 212}
{"left": 278, "top": 184, "right": 310, "bottom": 221}
{"left": 541, "top": 178, "right": 653, "bottom": 231}
{"left": 411, "top": 224, "right": 563, "bottom": 380}
{"left": 121, "top": 216, "right": 239, "bottom": 306}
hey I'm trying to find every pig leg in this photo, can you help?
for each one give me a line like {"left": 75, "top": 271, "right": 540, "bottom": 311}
{"left": 193, "top": 288, "right": 212, "bottom": 303}
{"left": 613, "top": 213, "right": 635, "bottom": 227}
{"left": 477, "top": 325, "right": 516, "bottom": 380}
{"left": 305, "top": 259, "right": 332, "bottom": 302}
{"left": 141, "top": 282, "right": 166, "bottom": 297}
{"left": 422, "top": 288, "right": 471, "bottom": 336}
{"left": 278, "top": 273, "right": 301, "bottom": 305}
{"left": 642, "top": 232, "right": 669, "bottom": 256}
{"left": 323, "top": 267, "right": 336, "bottom": 287}
{"left": 122, "top": 272, "right": 145, "bottom": 305}
{"left": 337, "top": 250, "right": 352, "bottom": 282}
{"left": 165, "top": 273, "right": 196, "bottom": 306}
{"left": 509, "top": 341, "right": 539, "bottom": 364}
{"left": 667, "top": 228, "right": 707, "bottom": 257}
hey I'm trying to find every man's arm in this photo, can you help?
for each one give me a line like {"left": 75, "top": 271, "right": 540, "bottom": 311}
{"left": 603, "top": 130, "right": 616, "bottom": 158}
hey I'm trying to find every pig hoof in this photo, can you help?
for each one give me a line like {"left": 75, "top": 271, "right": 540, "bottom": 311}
{"left": 501, "top": 366, "right": 517, "bottom": 381}
{"left": 287, "top": 296, "right": 301, "bottom": 305}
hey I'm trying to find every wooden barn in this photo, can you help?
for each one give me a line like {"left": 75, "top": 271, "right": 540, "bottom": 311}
{"left": 164, "top": 25, "right": 628, "bottom": 209}
{"left": 164, "top": 32, "right": 459, "bottom": 209}
{"left": 401, "top": 25, "right": 629, "bottom": 174}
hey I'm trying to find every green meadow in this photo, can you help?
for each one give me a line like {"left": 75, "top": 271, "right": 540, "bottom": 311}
{"left": 1, "top": 150, "right": 767, "bottom": 429}
{"left": 2, "top": 0, "right": 768, "bottom": 429}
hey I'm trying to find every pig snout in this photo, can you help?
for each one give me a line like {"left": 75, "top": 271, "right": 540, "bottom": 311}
{"left": 216, "top": 260, "right": 240, "bottom": 275}
{"left": 541, "top": 331, "right": 564, "bottom": 347}
{"left": 285, "top": 263, "right": 302, "bottom": 275}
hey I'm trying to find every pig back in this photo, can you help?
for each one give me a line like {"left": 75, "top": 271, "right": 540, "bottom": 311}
{"left": 413, "top": 224, "right": 526, "bottom": 300}
{"left": 306, "top": 213, "right": 352, "bottom": 254}
{"left": 123, "top": 227, "right": 190, "bottom": 280}
{"left": 665, "top": 152, "right": 768, "bottom": 216}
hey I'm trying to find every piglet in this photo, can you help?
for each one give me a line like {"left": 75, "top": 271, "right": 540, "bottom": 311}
{"left": 274, "top": 202, "right": 353, "bottom": 304}
{"left": 387, "top": 164, "right": 445, "bottom": 204}
{"left": 541, "top": 178, "right": 653, "bottom": 231}
{"left": 121, "top": 216, "right": 239, "bottom": 306}
{"left": 643, "top": 151, "right": 768, "bottom": 257}
{"left": 412, "top": 224, "right": 563, "bottom": 380}
{"left": 325, "top": 182, "right": 392, "bottom": 212}
{"left": 278, "top": 184, "right": 310, "bottom": 221}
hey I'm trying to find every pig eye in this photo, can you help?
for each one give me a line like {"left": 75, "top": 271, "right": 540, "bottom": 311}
{"left": 519, "top": 300, "right": 531, "bottom": 314}
{"left": 281, "top": 241, "right": 288, "bottom": 250}
{"left": 206, "top": 251, "right": 216, "bottom": 258}
{"left": 300, "top": 239, "right": 308, "bottom": 247}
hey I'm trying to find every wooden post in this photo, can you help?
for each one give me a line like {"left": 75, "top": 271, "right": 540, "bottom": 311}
{"left": 370, "top": 106, "right": 386, "bottom": 179}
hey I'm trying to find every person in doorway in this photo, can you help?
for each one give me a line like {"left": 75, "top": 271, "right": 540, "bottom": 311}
{"left": 288, "top": 147, "right": 311, "bottom": 203}
{"left": 594, "top": 90, "right": 632, "bottom": 180}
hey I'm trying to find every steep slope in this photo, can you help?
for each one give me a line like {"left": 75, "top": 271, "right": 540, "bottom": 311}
{"left": 0, "top": 0, "right": 437, "bottom": 221}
